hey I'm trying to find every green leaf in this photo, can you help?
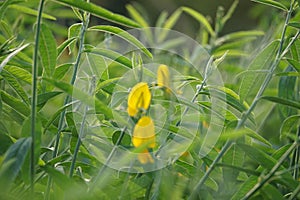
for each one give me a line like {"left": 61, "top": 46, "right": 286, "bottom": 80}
{"left": 21, "top": 117, "right": 41, "bottom": 165}
{"left": 278, "top": 65, "right": 297, "bottom": 118}
{"left": 200, "top": 86, "right": 255, "bottom": 124}
{"left": 9, "top": 4, "right": 56, "bottom": 20}
{"left": 0, "top": 133, "right": 13, "bottom": 155}
{"left": 232, "top": 176, "right": 258, "bottom": 200}
{"left": 3, "top": 65, "right": 32, "bottom": 84}
{"left": 239, "top": 40, "right": 279, "bottom": 101}
{"left": 222, "top": 143, "right": 245, "bottom": 183}
{"left": 0, "top": 137, "right": 31, "bottom": 193}
{"left": 54, "top": 0, "right": 140, "bottom": 28}
{"left": 44, "top": 78, "right": 113, "bottom": 119}
{"left": 1, "top": 69, "right": 29, "bottom": 104}
{"left": 125, "top": 4, "right": 149, "bottom": 27}
{"left": 88, "top": 25, "right": 152, "bottom": 58}
{"left": 39, "top": 23, "right": 57, "bottom": 77}
{"left": 158, "top": 8, "right": 183, "bottom": 42}
{"left": 0, "top": 90, "right": 30, "bottom": 116}
{"left": 112, "top": 131, "right": 131, "bottom": 147}
{"left": 288, "top": 22, "right": 300, "bottom": 29}
{"left": 221, "top": 29, "right": 263, "bottom": 41}
{"left": 238, "top": 143, "right": 277, "bottom": 170}
{"left": 41, "top": 165, "right": 75, "bottom": 191}
{"left": 57, "top": 37, "right": 77, "bottom": 58}
{"left": 280, "top": 115, "right": 300, "bottom": 140}
{"left": 286, "top": 58, "right": 300, "bottom": 72}
{"left": 182, "top": 7, "right": 215, "bottom": 36}
{"left": 85, "top": 47, "right": 132, "bottom": 69}
{"left": 43, "top": 101, "right": 75, "bottom": 134}
{"left": 0, "top": 0, "right": 22, "bottom": 20}
{"left": 0, "top": 43, "right": 30, "bottom": 71}
{"left": 261, "top": 184, "right": 285, "bottom": 200}
{"left": 251, "top": 0, "right": 288, "bottom": 11}
{"left": 36, "top": 91, "right": 63, "bottom": 109}
{"left": 68, "top": 23, "right": 81, "bottom": 54}
{"left": 53, "top": 63, "right": 72, "bottom": 80}
{"left": 260, "top": 96, "right": 300, "bottom": 110}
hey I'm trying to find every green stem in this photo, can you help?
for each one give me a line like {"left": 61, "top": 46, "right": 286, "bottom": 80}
{"left": 45, "top": 10, "right": 90, "bottom": 200}
{"left": 89, "top": 127, "right": 128, "bottom": 192}
{"left": 188, "top": 1, "right": 298, "bottom": 198}
{"left": 31, "top": 0, "right": 45, "bottom": 197}
{"left": 69, "top": 76, "right": 95, "bottom": 177}
{"left": 242, "top": 139, "right": 299, "bottom": 200}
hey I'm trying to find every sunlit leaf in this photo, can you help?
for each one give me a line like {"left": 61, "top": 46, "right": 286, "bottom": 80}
{"left": 54, "top": 0, "right": 140, "bottom": 28}
{"left": 251, "top": 0, "right": 288, "bottom": 11}
{"left": 39, "top": 23, "right": 57, "bottom": 77}
{"left": 182, "top": 7, "right": 215, "bottom": 36}
{"left": 88, "top": 25, "right": 152, "bottom": 58}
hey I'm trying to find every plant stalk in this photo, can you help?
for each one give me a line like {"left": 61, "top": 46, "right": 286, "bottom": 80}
{"left": 31, "top": 0, "right": 45, "bottom": 197}
{"left": 45, "top": 10, "right": 90, "bottom": 200}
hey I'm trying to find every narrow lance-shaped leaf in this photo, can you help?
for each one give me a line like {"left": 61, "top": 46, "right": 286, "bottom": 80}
{"left": 0, "top": 137, "right": 31, "bottom": 193}
{"left": 88, "top": 25, "right": 152, "bottom": 58}
{"left": 158, "top": 8, "right": 183, "bottom": 42}
{"left": 260, "top": 96, "right": 300, "bottom": 110}
{"left": 9, "top": 4, "right": 56, "bottom": 20}
{"left": 239, "top": 40, "right": 279, "bottom": 102}
{"left": 44, "top": 78, "right": 113, "bottom": 119}
{"left": 1, "top": 69, "right": 30, "bottom": 104}
{"left": 0, "top": 43, "right": 30, "bottom": 72}
{"left": 57, "top": 37, "right": 77, "bottom": 58}
{"left": 181, "top": 7, "right": 215, "bottom": 37}
{"left": 251, "top": 0, "right": 288, "bottom": 11}
{"left": 85, "top": 47, "right": 132, "bottom": 69}
{"left": 39, "top": 23, "right": 57, "bottom": 77}
{"left": 0, "top": 90, "right": 30, "bottom": 116}
{"left": 278, "top": 65, "right": 297, "bottom": 118}
{"left": 53, "top": 0, "right": 140, "bottom": 28}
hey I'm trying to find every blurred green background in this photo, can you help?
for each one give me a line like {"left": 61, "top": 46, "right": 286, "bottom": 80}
{"left": 90, "top": 0, "right": 270, "bottom": 36}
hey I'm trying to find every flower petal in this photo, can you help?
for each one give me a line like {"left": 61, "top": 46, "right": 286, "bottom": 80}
{"left": 127, "top": 82, "right": 151, "bottom": 117}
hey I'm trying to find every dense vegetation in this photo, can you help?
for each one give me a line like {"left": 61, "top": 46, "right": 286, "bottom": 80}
{"left": 0, "top": 0, "right": 300, "bottom": 199}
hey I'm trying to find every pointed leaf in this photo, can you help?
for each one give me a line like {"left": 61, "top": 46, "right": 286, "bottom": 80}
{"left": 54, "top": 0, "right": 140, "bottom": 28}
{"left": 239, "top": 41, "right": 279, "bottom": 101}
{"left": 0, "top": 90, "right": 30, "bottom": 116}
{"left": 44, "top": 78, "right": 113, "bottom": 119}
{"left": 9, "top": 4, "right": 56, "bottom": 20}
{"left": 0, "top": 137, "right": 31, "bottom": 193}
{"left": 260, "top": 96, "right": 300, "bottom": 110}
{"left": 85, "top": 47, "right": 132, "bottom": 69}
{"left": 57, "top": 37, "right": 77, "bottom": 58}
{"left": 39, "top": 23, "right": 57, "bottom": 77}
{"left": 88, "top": 25, "right": 152, "bottom": 58}
{"left": 182, "top": 7, "right": 215, "bottom": 36}
{"left": 251, "top": 0, "right": 288, "bottom": 11}
{"left": 4, "top": 65, "right": 32, "bottom": 84}
{"left": 0, "top": 43, "right": 30, "bottom": 72}
{"left": 1, "top": 69, "right": 29, "bottom": 104}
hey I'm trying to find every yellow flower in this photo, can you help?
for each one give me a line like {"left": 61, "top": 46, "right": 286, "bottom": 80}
{"left": 157, "top": 64, "right": 171, "bottom": 94}
{"left": 127, "top": 82, "right": 151, "bottom": 117}
{"left": 132, "top": 116, "right": 156, "bottom": 164}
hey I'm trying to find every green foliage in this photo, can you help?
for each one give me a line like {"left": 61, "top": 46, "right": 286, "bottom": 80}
{"left": 0, "top": 0, "right": 300, "bottom": 199}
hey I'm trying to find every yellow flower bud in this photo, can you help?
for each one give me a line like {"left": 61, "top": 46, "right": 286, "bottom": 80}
{"left": 157, "top": 64, "right": 171, "bottom": 93}
{"left": 132, "top": 116, "right": 156, "bottom": 164}
{"left": 127, "top": 82, "right": 151, "bottom": 117}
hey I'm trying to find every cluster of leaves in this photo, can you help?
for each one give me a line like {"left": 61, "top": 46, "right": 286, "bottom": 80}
{"left": 0, "top": 0, "right": 300, "bottom": 199}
